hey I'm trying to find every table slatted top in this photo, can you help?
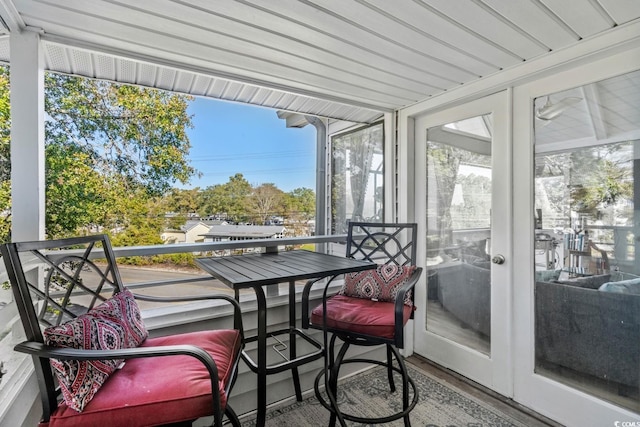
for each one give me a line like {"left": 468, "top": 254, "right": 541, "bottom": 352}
{"left": 196, "top": 250, "right": 375, "bottom": 289}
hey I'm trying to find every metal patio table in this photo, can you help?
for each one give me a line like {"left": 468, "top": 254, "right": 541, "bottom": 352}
{"left": 196, "top": 249, "right": 375, "bottom": 427}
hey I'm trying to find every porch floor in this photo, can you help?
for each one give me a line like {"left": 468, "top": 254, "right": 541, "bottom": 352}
{"left": 236, "top": 354, "right": 562, "bottom": 426}
{"left": 408, "top": 356, "right": 561, "bottom": 427}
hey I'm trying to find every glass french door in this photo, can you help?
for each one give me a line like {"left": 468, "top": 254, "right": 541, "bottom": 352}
{"left": 413, "top": 92, "right": 512, "bottom": 396}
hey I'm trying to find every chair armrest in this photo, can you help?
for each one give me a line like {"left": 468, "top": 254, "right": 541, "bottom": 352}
{"left": 131, "top": 292, "right": 244, "bottom": 339}
{"left": 394, "top": 267, "right": 423, "bottom": 348}
{"left": 15, "top": 341, "right": 220, "bottom": 381}
{"left": 301, "top": 278, "right": 323, "bottom": 329}
{"left": 301, "top": 275, "right": 342, "bottom": 329}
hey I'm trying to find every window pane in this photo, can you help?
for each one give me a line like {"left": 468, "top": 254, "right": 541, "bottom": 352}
{"left": 533, "top": 70, "right": 640, "bottom": 413}
{"left": 331, "top": 123, "right": 383, "bottom": 234}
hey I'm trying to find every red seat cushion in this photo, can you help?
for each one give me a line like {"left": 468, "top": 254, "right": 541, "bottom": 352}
{"left": 311, "top": 294, "right": 414, "bottom": 340}
{"left": 42, "top": 329, "right": 242, "bottom": 427}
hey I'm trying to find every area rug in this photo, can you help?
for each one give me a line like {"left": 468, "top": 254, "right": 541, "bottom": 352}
{"left": 240, "top": 364, "right": 529, "bottom": 426}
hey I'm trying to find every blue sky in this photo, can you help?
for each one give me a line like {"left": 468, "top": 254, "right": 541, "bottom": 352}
{"left": 181, "top": 97, "right": 317, "bottom": 193}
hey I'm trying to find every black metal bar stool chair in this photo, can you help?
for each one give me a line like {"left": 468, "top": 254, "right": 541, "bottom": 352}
{"left": 302, "top": 222, "right": 422, "bottom": 426}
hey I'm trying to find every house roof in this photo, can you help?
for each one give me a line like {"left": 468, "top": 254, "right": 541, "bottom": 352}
{"left": 163, "top": 220, "right": 209, "bottom": 234}
{"left": 1, "top": 1, "right": 638, "bottom": 123}
{"left": 202, "top": 224, "right": 286, "bottom": 239}
{"left": 180, "top": 220, "right": 208, "bottom": 232}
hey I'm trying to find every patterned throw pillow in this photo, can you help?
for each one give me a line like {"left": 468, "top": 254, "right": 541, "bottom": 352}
{"left": 339, "top": 264, "right": 417, "bottom": 306}
{"left": 91, "top": 289, "right": 148, "bottom": 347}
{"left": 43, "top": 289, "right": 148, "bottom": 412}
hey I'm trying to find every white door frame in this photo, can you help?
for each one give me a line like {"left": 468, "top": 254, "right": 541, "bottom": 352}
{"left": 412, "top": 91, "right": 513, "bottom": 396}
{"left": 512, "top": 46, "right": 640, "bottom": 426}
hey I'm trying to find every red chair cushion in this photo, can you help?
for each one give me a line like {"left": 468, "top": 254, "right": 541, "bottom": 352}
{"left": 42, "top": 329, "right": 242, "bottom": 427}
{"left": 311, "top": 294, "right": 414, "bottom": 339}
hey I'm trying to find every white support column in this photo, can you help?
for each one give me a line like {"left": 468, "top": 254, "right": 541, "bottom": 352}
{"left": 10, "top": 30, "right": 45, "bottom": 242}
{"left": 383, "top": 112, "right": 395, "bottom": 222}
{"left": 395, "top": 111, "right": 415, "bottom": 225}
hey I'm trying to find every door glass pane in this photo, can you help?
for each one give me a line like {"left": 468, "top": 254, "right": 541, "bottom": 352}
{"left": 425, "top": 114, "right": 492, "bottom": 355}
{"left": 534, "top": 69, "right": 640, "bottom": 413}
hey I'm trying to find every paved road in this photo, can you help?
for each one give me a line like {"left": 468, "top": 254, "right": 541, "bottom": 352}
{"left": 116, "top": 265, "right": 302, "bottom": 312}
{"left": 119, "top": 265, "right": 211, "bottom": 285}
{"left": 117, "top": 265, "right": 239, "bottom": 310}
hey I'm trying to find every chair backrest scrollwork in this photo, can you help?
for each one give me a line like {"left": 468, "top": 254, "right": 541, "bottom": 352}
{"left": 346, "top": 222, "right": 417, "bottom": 267}
{"left": 2, "top": 235, "right": 125, "bottom": 342}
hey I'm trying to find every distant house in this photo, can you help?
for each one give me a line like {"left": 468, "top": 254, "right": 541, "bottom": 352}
{"left": 161, "top": 220, "right": 211, "bottom": 244}
{"left": 201, "top": 224, "right": 286, "bottom": 242}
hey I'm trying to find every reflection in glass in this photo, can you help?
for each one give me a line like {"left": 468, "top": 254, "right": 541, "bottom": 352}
{"left": 425, "top": 114, "right": 492, "bottom": 355}
{"left": 534, "top": 70, "right": 640, "bottom": 413}
{"left": 331, "top": 123, "right": 383, "bottom": 234}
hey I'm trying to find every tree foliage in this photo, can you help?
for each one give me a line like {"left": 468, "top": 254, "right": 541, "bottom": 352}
{"left": 45, "top": 142, "right": 110, "bottom": 238}
{"left": 285, "top": 187, "right": 316, "bottom": 220}
{"left": 249, "top": 183, "right": 285, "bottom": 224}
{"left": 198, "top": 173, "right": 252, "bottom": 222}
{"left": 161, "top": 178, "right": 315, "bottom": 228}
{"left": 535, "top": 143, "right": 634, "bottom": 231}
{"left": 569, "top": 146, "right": 633, "bottom": 216}
{"left": 163, "top": 188, "right": 201, "bottom": 217}
{"left": 160, "top": 174, "right": 315, "bottom": 227}
{"left": 0, "top": 69, "right": 197, "bottom": 241}
{"left": 45, "top": 74, "right": 196, "bottom": 195}
{"left": 42, "top": 74, "right": 196, "bottom": 238}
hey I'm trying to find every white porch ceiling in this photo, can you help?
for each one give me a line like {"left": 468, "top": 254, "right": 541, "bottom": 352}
{"left": 0, "top": 0, "right": 639, "bottom": 123}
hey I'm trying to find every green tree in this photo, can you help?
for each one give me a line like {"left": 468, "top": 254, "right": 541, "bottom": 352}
{"left": 162, "top": 187, "right": 201, "bottom": 225}
{"left": 283, "top": 187, "right": 315, "bottom": 236}
{"left": 46, "top": 74, "right": 196, "bottom": 194}
{"left": 249, "top": 183, "right": 285, "bottom": 224}
{"left": 199, "top": 174, "right": 252, "bottom": 222}
{"left": 44, "top": 73, "right": 197, "bottom": 238}
{"left": 45, "top": 143, "right": 110, "bottom": 238}
{"left": 285, "top": 187, "right": 315, "bottom": 220}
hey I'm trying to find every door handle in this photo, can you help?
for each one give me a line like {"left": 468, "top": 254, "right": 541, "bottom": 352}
{"left": 492, "top": 254, "right": 506, "bottom": 265}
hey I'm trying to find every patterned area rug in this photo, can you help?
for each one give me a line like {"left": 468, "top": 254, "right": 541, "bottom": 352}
{"left": 240, "top": 364, "right": 529, "bottom": 426}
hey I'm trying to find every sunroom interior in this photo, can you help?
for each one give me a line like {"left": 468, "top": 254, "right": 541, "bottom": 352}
{"left": 0, "top": 1, "right": 639, "bottom": 426}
